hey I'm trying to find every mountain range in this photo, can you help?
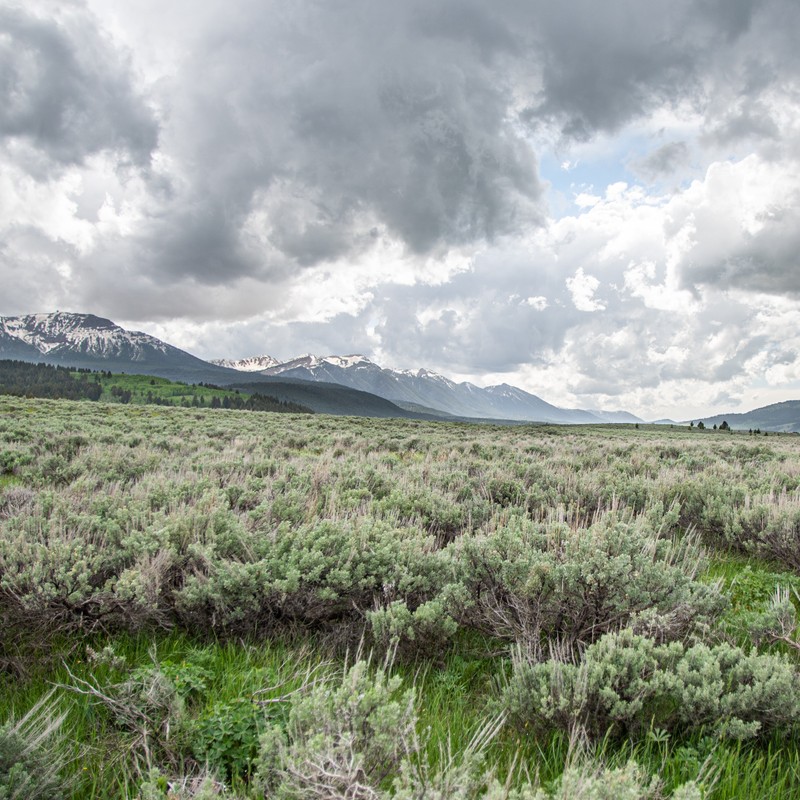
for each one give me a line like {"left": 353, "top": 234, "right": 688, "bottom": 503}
{"left": 213, "top": 353, "right": 641, "bottom": 424}
{"left": 1, "top": 311, "right": 798, "bottom": 430}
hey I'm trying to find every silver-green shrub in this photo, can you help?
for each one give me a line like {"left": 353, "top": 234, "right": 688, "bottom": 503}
{"left": 254, "top": 657, "right": 704, "bottom": 800}
{"left": 745, "top": 585, "right": 800, "bottom": 652}
{"left": 367, "top": 598, "right": 459, "bottom": 657}
{"left": 724, "top": 492, "right": 800, "bottom": 572}
{"left": 255, "top": 659, "right": 417, "bottom": 798}
{"left": 527, "top": 760, "right": 701, "bottom": 800}
{"left": 454, "top": 511, "right": 724, "bottom": 652}
{"left": 136, "top": 767, "right": 233, "bottom": 799}
{"left": 175, "top": 519, "right": 452, "bottom": 638}
{"left": 504, "top": 628, "right": 800, "bottom": 740}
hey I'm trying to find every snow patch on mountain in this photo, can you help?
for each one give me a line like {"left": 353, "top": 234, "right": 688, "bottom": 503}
{"left": 392, "top": 367, "right": 452, "bottom": 383}
{"left": 259, "top": 354, "right": 375, "bottom": 375}
{"left": 323, "top": 354, "right": 373, "bottom": 369}
{"left": 211, "top": 355, "right": 281, "bottom": 371}
{"left": 0, "top": 312, "right": 172, "bottom": 361}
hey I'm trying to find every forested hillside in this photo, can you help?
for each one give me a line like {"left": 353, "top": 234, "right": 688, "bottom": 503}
{"left": 0, "top": 360, "right": 312, "bottom": 414}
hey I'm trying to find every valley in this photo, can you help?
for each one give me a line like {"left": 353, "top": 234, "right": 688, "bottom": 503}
{"left": 1, "top": 396, "right": 799, "bottom": 798}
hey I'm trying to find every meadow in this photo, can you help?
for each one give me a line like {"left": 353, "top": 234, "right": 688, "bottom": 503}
{"left": 1, "top": 395, "right": 799, "bottom": 799}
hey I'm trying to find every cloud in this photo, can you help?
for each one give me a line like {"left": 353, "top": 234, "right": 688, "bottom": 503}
{"left": 566, "top": 268, "right": 604, "bottom": 312}
{"left": 0, "top": 1, "right": 157, "bottom": 168}
{"left": 670, "top": 156, "right": 800, "bottom": 296}
{"left": 1, "top": 0, "right": 800, "bottom": 420}
{"left": 632, "top": 141, "right": 691, "bottom": 182}
{"left": 105, "top": 0, "right": 547, "bottom": 292}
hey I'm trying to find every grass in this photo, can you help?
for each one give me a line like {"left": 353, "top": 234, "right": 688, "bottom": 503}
{"left": 4, "top": 629, "right": 799, "bottom": 798}
{"left": 2, "top": 395, "right": 800, "bottom": 797}
{"left": 1, "top": 631, "right": 328, "bottom": 797}
{"left": 79, "top": 371, "right": 247, "bottom": 407}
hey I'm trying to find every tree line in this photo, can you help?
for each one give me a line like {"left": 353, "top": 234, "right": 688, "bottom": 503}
{"left": 0, "top": 360, "right": 312, "bottom": 414}
{"left": 0, "top": 360, "right": 102, "bottom": 400}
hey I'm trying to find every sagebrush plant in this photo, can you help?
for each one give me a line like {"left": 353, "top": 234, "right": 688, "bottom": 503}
{"left": 745, "top": 585, "right": 800, "bottom": 653}
{"left": 528, "top": 759, "right": 702, "bottom": 800}
{"left": 367, "top": 597, "right": 459, "bottom": 657}
{"left": 3, "top": 396, "right": 800, "bottom": 798}
{"left": 255, "top": 657, "right": 418, "bottom": 797}
{"left": 503, "top": 628, "right": 800, "bottom": 741}
{"left": 2, "top": 394, "right": 798, "bottom": 647}
{"left": 722, "top": 490, "right": 800, "bottom": 571}
{"left": 252, "top": 655, "right": 708, "bottom": 800}
{"left": 135, "top": 767, "right": 233, "bottom": 799}
{"left": 453, "top": 509, "right": 724, "bottom": 652}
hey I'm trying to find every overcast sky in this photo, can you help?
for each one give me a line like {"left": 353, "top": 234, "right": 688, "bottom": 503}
{"left": 2, "top": 0, "right": 800, "bottom": 419}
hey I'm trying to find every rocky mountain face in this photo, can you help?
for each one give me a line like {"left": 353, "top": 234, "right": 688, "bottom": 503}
{"left": 227, "top": 352, "right": 643, "bottom": 424}
{"left": 0, "top": 312, "right": 233, "bottom": 380}
{"left": 210, "top": 355, "right": 282, "bottom": 371}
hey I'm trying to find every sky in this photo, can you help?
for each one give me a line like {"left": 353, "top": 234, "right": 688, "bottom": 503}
{"left": 2, "top": 0, "right": 800, "bottom": 420}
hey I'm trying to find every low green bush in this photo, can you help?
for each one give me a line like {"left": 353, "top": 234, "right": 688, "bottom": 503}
{"left": 191, "top": 699, "right": 263, "bottom": 782}
{"left": 504, "top": 628, "right": 800, "bottom": 741}
{"left": 726, "top": 495, "right": 800, "bottom": 572}
{"left": 136, "top": 767, "right": 232, "bottom": 799}
{"left": 175, "top": 519, "right": 451, "bottom": 636}
{"left": 255, "top": 659, "right": 417, "bottom": 798}
{"left": 255, "top": 657, "right": 704, "bottom": 800}
{"left": 454, "top": 512, "right": 724, "bottom": 652}
{"left": 367, "top": 598, "right": 459, "bottom": 658}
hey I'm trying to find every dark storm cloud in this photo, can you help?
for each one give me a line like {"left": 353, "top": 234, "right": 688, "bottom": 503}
{"left": 125, "top": 0, "right": 546, "bottom": 290}
{"left": 704, "top": 101, "right": 780, "bottom": 148}
{"left": 131, "top": 0, "right": 800, "bottom": 290}
{"left": 526, "top": 3, "right": 699, "bottom": 139}
{"left": 0, "top": 2, "right": 157, "bottom": 167}
{"left": 523, "top": 0, "right": 800, "bottom": 142}
{"left": 4, "top": 0, "right": 800, "bottom": 340}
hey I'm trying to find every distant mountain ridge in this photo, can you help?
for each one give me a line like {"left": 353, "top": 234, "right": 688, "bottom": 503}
{"left": 0, "top": 313, "right": 426, "bottom": 419}
{"left": 4, "top": 312, "right": 797, "bottom": 429}
{"left": 210, "top": 355, "right": 282, "bottom": 371}
{"left": 218, "top": 352, "right": 641, "bottom": 424}
{"left": 688, "top": 401, "right": 800, "bottom": 433}
{"left": 0, "top": 313, "right": 640, "bottom": 423}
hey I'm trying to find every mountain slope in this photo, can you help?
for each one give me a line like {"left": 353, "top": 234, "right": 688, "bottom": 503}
{"left": 0, "top": 327, "right": 42, "bottom": 360}
{"left": 251, "top": 354, "right": 628, "bottom": 423}
{"left": 228, "top": 378, "right": 433, "bottom": 419}
{"left": 0, "top": 312, "right": 246, "bottom": 383}
{"left": 691, "top": 401, "right": 800, "bottom": 433}
{"left": 0, "top": 312, "right": 425, "bottom": 419}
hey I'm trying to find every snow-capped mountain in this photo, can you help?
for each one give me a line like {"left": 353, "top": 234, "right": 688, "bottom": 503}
{"left": 0, "top": 312, "right": 233, "bottom": 380}
{"left": 210, "top": 355, "right": 282, "bottom": 372}
{"left": 0, "top": 312, "right": 645, "bottom": 423}
{"left": 219, "top": 352, "right": 641, "bottom": 424}
{"left": 0, "top": 312, "right": 172, "bottom": 360}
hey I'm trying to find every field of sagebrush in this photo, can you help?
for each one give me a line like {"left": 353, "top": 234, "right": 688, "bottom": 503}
{"left": 1, "top": 395, "right": 799, "bottom": 799}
